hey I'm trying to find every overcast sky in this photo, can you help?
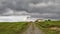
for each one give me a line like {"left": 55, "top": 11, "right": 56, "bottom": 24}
{"left": 0, "top": 0, "right": 60, "bottom": 20}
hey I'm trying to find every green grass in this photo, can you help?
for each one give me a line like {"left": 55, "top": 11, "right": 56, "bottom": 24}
{"left": 0, "top": 22, "right": 29, "bottom": 34}
{"left": 36, "top": 21, "right": 60, "bottom": 34}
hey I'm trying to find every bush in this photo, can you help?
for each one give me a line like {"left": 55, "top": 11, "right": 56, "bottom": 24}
{"left": 48, "top": 19, "right": 51, "bottom": 21}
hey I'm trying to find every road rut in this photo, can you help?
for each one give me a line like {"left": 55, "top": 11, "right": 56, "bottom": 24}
{"left": 22, "top": 23, "right": 45, "bottom": 34}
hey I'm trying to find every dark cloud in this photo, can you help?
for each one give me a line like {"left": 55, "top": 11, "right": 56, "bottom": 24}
{"left": 0, "top": 0, "right": 60, "bottom": 19}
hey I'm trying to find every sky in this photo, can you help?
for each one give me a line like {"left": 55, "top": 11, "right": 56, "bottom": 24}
{"left": 0, "top": 0, "right": 60, "bottom": 20}
{"left": 0, "top": 16, "right": 29, "bottom": 22}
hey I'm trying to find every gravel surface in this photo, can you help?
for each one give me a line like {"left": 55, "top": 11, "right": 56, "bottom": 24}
{"left": 22, "top": 23, "right": 45, "bottom": 34}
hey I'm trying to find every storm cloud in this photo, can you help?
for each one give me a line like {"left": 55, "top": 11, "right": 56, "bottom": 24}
{"left": 0, "top": 0, "right": 60, "bottom": 19}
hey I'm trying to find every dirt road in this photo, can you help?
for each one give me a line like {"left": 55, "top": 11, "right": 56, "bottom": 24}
{"left": 22, "top": 23, "right": 45, "bottom": 34}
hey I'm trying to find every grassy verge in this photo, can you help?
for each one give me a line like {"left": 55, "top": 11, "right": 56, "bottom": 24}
{"left": 0, "top": 22, "right": 29, "bottom": 34}
{"left": 36, "top": 21, "right": 60, "bottom": 34}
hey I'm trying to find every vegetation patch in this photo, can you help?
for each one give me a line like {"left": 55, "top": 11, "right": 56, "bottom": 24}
{"left": 0, "top": 22, "right": 29, "bottom": 34}
{"left": 36, "top": 20, "right": 60, "bottom": 34}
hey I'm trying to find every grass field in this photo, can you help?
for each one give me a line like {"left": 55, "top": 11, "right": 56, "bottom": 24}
{"left": 36, "top": 21, "right": 60, "bottom": 34}
{"left": 0, "top": 22, "right": 29, "bottom": 34}
{"left": 0, "top": 20, "right": 60, "bottom": 34}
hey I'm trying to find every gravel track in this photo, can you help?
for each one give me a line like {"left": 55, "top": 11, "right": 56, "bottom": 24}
{"left": 22, "top": 23, "right": 45, "bottom": 34}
